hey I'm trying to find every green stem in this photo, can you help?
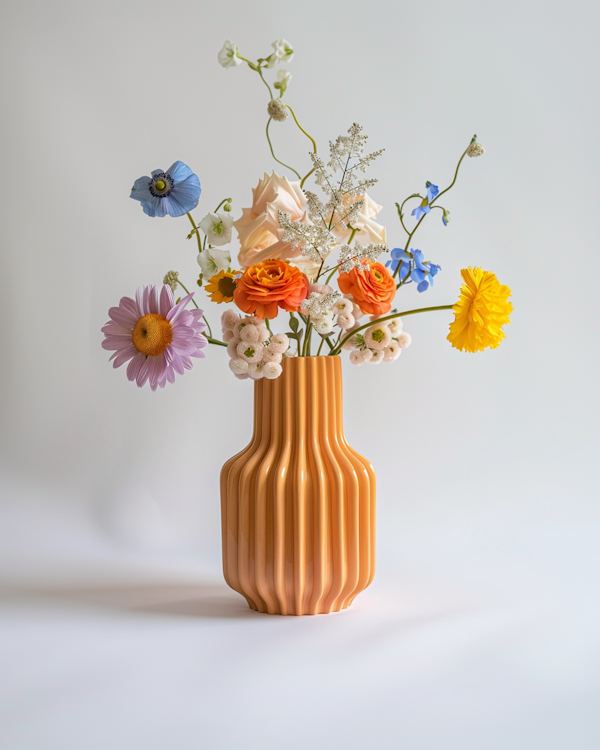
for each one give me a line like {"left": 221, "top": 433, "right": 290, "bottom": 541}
{"left": 257, "top": 67, "right": 274, "bottom": 99}
{"left": 266, "top": 118, "right": 301, "bottom": 179}
{"left": 316, "top": 336, "right": 326, "bottom": 356}
{"left": 284, "top": 105, "right": 317, "bottom": 189}
{"left": 392, "top": 139, "right": 472, "bottom": 280}
{"left": 213, "top": 198, "right": 232, "bottom": 214}
{"left": 330, "top": 305, "right": 454, "bottom": 356}
{"left": 187, "top": 213, "right": 203, "bottom": 255}
{"left": 206, "top": 336, "right": 227, "bottom": 347}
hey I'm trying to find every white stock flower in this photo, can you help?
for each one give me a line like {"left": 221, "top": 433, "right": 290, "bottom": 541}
{"left": 271, "top": 39, "right": 294, "bottom": 64}
{"left": 197, "top": 247, "right": 231, "bottom": 278}
{"left": 273, "top": 70, "right": 292, "bottom": 94}
{"left": 199, "top": 212, "right": 233, "bottom": 247}
{"left": 218, "top": 40, "right": 242, "bottom": 69}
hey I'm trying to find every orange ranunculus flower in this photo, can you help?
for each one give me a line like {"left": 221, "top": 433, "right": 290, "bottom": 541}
{"left": 338, "top": 261, "right": 396, "bottom": 316}
{"left": 233, "top": 259, "right": 309, "bottom": 320}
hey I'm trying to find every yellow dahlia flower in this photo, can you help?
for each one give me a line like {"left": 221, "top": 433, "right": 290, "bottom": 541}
{"left": 448, "top": 267, "right": 512, "bottom": 353}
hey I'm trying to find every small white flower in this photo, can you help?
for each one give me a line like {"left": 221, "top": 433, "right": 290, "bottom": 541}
{"left": 397, "top": 332, "right": 412, "bottom": 349}
{"left": 226, "top": 337, "right": 241, "bottom": 358}
{"left": 360, "top": 349, "right": 374, "bottom": 363}
{"left": 333, "top": 298, "right": 353, "bottom": 314}
{"left": 369, "top": 350, "right": 385, "bottom": 364}
{"left": 221, "top": 309, "right": 240, "bottom": 332}
{"left": 383, "top": 342, "right": 402, "bottom": 362}
{"left": 269, "top": 333, "right": 289, "bottom": 354}
{"left": 218, "top": 39, "right": 242, "bottom": 69}
{"left": 235, "top": 373, "right": 250, "bottom": 380}
{"left": 236, "top": 341, "right": 263, "bottom": 364}
{"left": 223, "top": 329, "right": 237, "bottom": 343}
{"left": 388, "top": 318, "right": 403, "bottom": 336}
{"left": 336, "top": 312, "right": 355, "bottom": 330}
{"left": 467, "top": 142, "right": 485, "bottom": 158}
{"left": 263, "top": 361, "right": 283, "bottom": 379}
{"left": 248, "top": 362, "right": 266, "bottom": 379}
{"left": 240, "top": 324, "right": 260, "bottom": 344}
{"left": 314, "top": 314, "right": 335, "bottom": 334}
{"left": 263, "top": 348, "right": 283, "bottom": 364}
{"left": 229, "top": 358, "right": 249, "bottom": 375}
{"left": 364, "top": 324, "right": 392, "bottom": 351}
{"left": 270, "top": 39, "right": 294, "bottom": 64}
{"left": 255, "top": 323, "right": 270, "bottom": 343}
{"left": 349, "top": 350, "right": 365, "bottom": 366}
{"left": 197, "top": 247, "right": 231, "bottom": 279}
{"left": 199, "top": 212, "right": 233, "bottom": 247}
{"left": 273, "top": 69, "right": 292, "bottom": 95}
{"left": 342, "top": 323, "right": 362, "bottom": 350}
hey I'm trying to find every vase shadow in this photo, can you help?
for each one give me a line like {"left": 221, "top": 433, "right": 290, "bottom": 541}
{"left": 3, "top": 581, "right": 260, "bottom": 619}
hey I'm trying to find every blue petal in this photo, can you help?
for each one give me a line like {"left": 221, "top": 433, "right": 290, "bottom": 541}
{"left": 163, "top": 174, "right": 201, "bottom": 216}
{"left": 430, "top": 263, "right": 441, "bottom": 277}
{"left": 141, "top": 195, "right": 163, "bottom": 217}
{"left": 442, "top": 214, "right": 448, "bottom": 226}
{"left": 166, "top": 161, "right": 196, "bottom": 185}
{"left": 411, "top": 268, "right": 425, "bottom": 284}
{"left": 413, "top": 249, "right": 427, "bottom": 270}
{"left": 130, "top": 175, "right": 152, "bottom": 203}
{"left": 427, "top": 184, "right": 439, "bottom": 202}
{"left": 390, "top": 248, "right": 404, "bottom": 260}
{"left": 417, "top": 280, "right": 429, "bottom": 292}
{"left": 386, "top": 259, "right": 399, "bottom": 271}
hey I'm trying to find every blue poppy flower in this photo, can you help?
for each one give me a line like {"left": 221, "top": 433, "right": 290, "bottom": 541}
{"left": 130, "top": 161, "right": 201, "bottom": 218}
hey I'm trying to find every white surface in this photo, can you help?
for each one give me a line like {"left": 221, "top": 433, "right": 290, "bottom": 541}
{"left": 1, "top": 0, "right": 599, "bottom": 746}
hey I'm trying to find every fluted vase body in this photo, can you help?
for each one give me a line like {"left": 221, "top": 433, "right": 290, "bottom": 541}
{"left": 220, "top": 356, "right": 376, "bottom": 615}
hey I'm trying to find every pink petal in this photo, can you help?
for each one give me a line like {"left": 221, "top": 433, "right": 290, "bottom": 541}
{"left": 112, "top": 346, "right": 137, "bottom": 368}
{"left": 127, "top": 352, "right": 146, "bottom": 382}
{"left": 109, "top": 305, "right": 138, "bottom": 328}
{"left": 101, "top": 323, "right": 132, "bottom": 336}
{"left": 166, "top": 293, "right": 194, "bottom": 323}
{"left": 102, "top": 335, "right": 134, "bottom": 352}
{"left": 159, "top": 285, "right": 174, "bottom": 317}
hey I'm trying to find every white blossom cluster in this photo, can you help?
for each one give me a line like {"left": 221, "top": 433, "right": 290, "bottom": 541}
{"left": 277, "top": 209, "right": 334, "bottom": 263}
{"left": 277, "top": 123, "right": 387, "bottom": 264}
{"left": 301, "top": 285, "right": 362, "bottom": 335}
{"left": 343, "top": 315, "right": 412, "bottom": 366}
{"left": 338, "top": 242, "right": 387, "bottom": 273}
{"left": 221, "top": 309, "right": 289, "bottom": 381}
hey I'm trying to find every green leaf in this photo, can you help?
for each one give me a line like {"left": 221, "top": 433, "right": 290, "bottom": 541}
{"left": 290, "top": 316, "right": 299, "bottom": 333}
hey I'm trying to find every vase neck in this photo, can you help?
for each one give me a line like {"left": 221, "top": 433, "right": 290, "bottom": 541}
{"left": 253, "top": 356, "right": 344, "bottom": 438}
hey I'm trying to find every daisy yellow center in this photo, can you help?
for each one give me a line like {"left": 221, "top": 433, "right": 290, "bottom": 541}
{"left": 132, "top": 314, "right": 173, "bottom": 356}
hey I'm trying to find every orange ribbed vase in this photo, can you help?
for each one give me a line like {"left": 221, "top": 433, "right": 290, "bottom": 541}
{"left": 220, "top": 356, "right": 376, "bottom": 616}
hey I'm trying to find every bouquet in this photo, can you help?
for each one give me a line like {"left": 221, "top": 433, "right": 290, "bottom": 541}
{"left": 102, "top": 38, "right": 512, "bottom": 390}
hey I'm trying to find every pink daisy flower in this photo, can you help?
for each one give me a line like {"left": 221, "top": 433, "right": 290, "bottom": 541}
{"left": 101, "top": 284, "right": 207, "bottom": 391}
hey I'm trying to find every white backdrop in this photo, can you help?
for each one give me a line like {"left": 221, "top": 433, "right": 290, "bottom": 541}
{"left": 1, "top": 0, "right": 599, "bottom": 748}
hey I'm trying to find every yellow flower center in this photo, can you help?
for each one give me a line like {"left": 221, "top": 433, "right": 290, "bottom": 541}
{"left": 371, "top": 328, "right": 386, "bottom": 343}
{"left": 374, "top": 271, "right": 383, "bottom": 281}
{"left": 217, "top": 276, "right": 237, "bottom": 297}
{"left": 154, "top": 179, "right": 166, "bottom": 192}
{"left": 132, "top": 314, "right": 173, "bottom": 356}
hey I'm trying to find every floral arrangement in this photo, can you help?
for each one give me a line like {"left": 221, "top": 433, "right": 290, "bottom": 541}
{"left": 102, "top": 39, "right": 512, "bottom": 390}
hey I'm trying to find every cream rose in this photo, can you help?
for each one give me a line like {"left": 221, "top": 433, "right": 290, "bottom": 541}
{"left": 331, "top": 192, "right": 386, "bottom": 246}
{"left": 234, "top": 172, "right": 311, "bottom": 268}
